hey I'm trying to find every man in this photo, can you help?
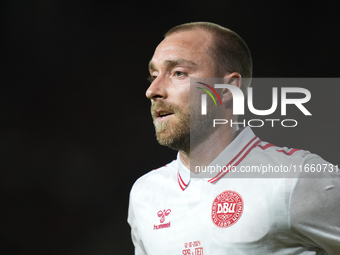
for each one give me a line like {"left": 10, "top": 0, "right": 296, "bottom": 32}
{"left": 128, "top": 22, "right": 340, "bottom": 254}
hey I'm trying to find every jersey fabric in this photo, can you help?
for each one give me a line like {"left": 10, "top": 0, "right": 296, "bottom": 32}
{"left": 128, "top": 127, "right": 340, "bottom": 255}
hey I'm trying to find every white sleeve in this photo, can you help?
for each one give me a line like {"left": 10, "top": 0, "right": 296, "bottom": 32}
{"left": 128, "top": 186, "right": 147, "bottom": 255}
{"left": 289, "top": 155, "right": 340, "bottom": 254}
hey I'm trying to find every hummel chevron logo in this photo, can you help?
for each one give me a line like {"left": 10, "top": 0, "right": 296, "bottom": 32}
{"left": 154, "top": 209, "right": 171, "bottom": 230}
{"left": 157, "top": 209, "right": 171, "bottom": 223}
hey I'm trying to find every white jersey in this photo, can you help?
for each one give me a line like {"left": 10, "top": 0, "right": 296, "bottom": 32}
{"left": 128, "top": 127, "right": 340, "bottom": 255}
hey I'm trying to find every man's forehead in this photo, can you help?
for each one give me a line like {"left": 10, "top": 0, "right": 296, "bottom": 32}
{"left": 160, "top": 29, "right": 212, "bottom": 51}
{"left": 149, "top": 29, "right": 213, "bottom": 70}
{"left": 148, "top": 58, "right": 198, "bottom": 71}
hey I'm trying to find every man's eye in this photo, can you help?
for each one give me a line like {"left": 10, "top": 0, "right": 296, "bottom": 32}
{"left": 174, "top": 71, "right": 186, "bottom": 77}
{"left": 147, "top": 75, "right": 157, "bottom": 83}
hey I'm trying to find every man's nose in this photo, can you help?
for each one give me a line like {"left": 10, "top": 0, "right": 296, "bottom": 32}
{"left": 146, "top": 76, "right": 168, "bottom": 100}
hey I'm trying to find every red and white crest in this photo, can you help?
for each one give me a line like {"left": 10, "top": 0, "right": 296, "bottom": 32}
{"left": 211, "top": 190, "right": 244, "bottom": 228}
{"left": 157, "top": 209, "right": 171, "bottom": 223}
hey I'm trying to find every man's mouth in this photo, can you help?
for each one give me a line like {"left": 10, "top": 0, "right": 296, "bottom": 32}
{"left": 156, "top": 110, "right": 174, "bottom": 120}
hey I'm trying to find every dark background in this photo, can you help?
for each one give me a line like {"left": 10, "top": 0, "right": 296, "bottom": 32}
{"left": 1, "top": 1, "right": 339, "bottom": 254}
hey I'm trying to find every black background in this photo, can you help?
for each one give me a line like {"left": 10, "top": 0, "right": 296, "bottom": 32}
{"left": 1, "top": 1, "right": 339, "bottom": 254}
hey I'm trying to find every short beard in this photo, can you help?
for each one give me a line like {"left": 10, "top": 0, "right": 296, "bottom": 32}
{"left": 151, "top": 102, "right": 191, "bottom": 152}
{"left": 151, "top": 95, "right": 220, "bottom": 153}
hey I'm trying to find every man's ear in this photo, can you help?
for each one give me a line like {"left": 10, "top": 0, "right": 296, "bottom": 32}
{"left": 221, "top": 72, "right": 242, "bottom": 106}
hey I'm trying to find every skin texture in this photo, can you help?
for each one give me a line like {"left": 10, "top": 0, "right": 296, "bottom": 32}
{"left": 146, "top": 29, "right": 241, "bottom": 170}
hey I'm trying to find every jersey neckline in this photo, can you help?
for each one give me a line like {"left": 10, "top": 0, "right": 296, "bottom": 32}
{"left": 177, "top": 126, "right": 261, "bottom": 190}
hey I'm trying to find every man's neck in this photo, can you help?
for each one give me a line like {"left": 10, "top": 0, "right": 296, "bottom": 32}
{"left": 179, "top": 125, "right": 241, "bottom": 171}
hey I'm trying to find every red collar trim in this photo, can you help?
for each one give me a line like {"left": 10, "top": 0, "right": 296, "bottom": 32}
{"left": 207, "top": 136, "right": 261, "bottom": 183}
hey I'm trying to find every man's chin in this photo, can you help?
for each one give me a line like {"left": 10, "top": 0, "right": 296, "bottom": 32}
{"left": 155, "top": 131, "right": 190, "bottom": 151}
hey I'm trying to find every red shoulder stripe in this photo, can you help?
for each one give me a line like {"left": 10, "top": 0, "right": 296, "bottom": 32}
{"left": 276, "top": 148, "right": 301, "bottom": 155}
{"left": 257, "top": 143, "right": 277, "bottom": 150}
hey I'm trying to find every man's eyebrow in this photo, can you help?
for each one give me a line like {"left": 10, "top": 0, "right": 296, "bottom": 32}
{"left": 148, "top": 61, "right": 155, "bottom": 71}
{"left": 148, "top": 58, "right": 198, "bottom": 71}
